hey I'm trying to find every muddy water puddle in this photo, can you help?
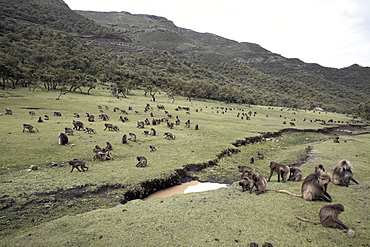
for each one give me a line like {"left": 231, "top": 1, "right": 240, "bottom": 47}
{"left": 143, "top": 181, "right": 228, "bottom": 200}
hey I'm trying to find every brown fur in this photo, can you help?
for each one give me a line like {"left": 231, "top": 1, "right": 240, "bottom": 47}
{"left": 295, "top": 204, "right": 348, "bottom": 230}
{"left": 249, "top": 172, "right": 267, "bottom": 195}
{"left": 238, "top": 165, "right": 255, "bottom": 178}
{"left": 332, "top": 160, "right": 359, "bottom": 187}
{"left": 69, "top": 159, "right": 88, "bottom": 173}
{"left": 288, "top": 166, "right": 302, "bottom": 182}
{"left": 301, "top": 169, "right": 332, "bottom": 202}
{"left": 136, "top": 156, "right": 148, "bottom": 167}
{"left": 267, "top": 161, "right": 290, "bottom": 182}
{"left": 239, "top": 176, "right": 251, "bottom": 192}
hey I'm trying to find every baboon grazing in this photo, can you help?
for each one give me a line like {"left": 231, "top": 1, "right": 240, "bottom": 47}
{"left": 74, "top": 113, "right": 80, "bottom": 118}
{"left": 93, "top": 146, "right": 113, "bottom": 161}
{"left": 88, "top": 115, "right": 95, "bottom": 122}
{"left": 122, "top": 134, "right": 128, "bottom": 144}
{"left": 53, "top": 111, "right": 61, "bottom": 117}
{"left": 249, "top": 156, "right": 255, "bottom": 164}
{"left": 194, "top": 124, "right": 199, "bottom": 130}
{"left": 58, "top": 132, "right": 69, "bottom": 145}
{"left": 257, "top": 152, "right": 264, "bottom": 160}
{"left": 44, "top": 115, "right": 49, "bottom": 120}
{"left": 185, "top": 119, "right": 190, "bottom": 128}
{"left": 315, "top": 164, "right": 326, "bottom": 173}
{"left": 249, "top": 172, "right": 267, "bottom": 195}
{"left": 333, "top": 136, "right": 340, "bottom": 143}
{"left": 69, "top": 159, "right": 88, "bottom": 173}
{"left": 143, "top": 130, "right": 149, "bottom": 136}
{"left": 288, "top": 166, "right": 302, "bottom": 182}
{"left": 267, "top": 161, "right": 290, "bottom": 182}
{"left": 129, "top": 133, "right": 137, "bottom": 142}
{"left": 238, "top": 165, "right": 255, "bottom": 178}
{"left": 164, "top": 132, "right": 175, "bottom": 139}
{"left": 104, "top": 123, "right": 119, "bottom": 131}
{"left": 29, "top": 111, "right": 36, "bottom": 116}
{"left": 27, "top": 165, "right": 38, "bottom": 171}
{"left": 23, "top": 124, "right": 39, "bottom": 133}
{"left": 150, "top": 128, "right": 156, "bottom": 136}
{"left": 72, "top": 120, "right": 85, "bottom": 131}
{"left": 149, "top": 145, "right": 157, "bottom": 152}
{"left": 295, "top": 204, "right": 348, "bottom": 229}
{"left": 137, "top": 121, "right": 145, "bottom": 128}
{"left": 37, "top": 116, "right": 43, "bottom": 123}
{"left": 332, "top": 160, "right": 359, "bottom": 187}
{"left": 5, "top": 108, "right": 13, "bottom": 115}
{"left": 85, "top": 127, "right": 96, "bottom": 134}
{"left": 239, "top": 176, "right": 251, "bottom": 192}
{"left": 301, "top": 169, "right": 332, "bottom": 202}
{"left": 136, "top": 156, "right": 148, "bottom": 167}
{"left": 65, "top": 127, "right": 74, "bottom": 135}
{"left": 105, "top": 142, "right": 113, "bottom": 151}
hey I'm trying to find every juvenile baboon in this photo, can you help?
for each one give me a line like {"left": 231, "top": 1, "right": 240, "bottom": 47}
{"left": 37, "top": 116, "right": 43, "bottom": 123}
{"left": 295, "top": 203, "right": 348, "bottom": 229}
{"left": 122, "top": 134, "right": 128, "bottom": 144}
{"left": 267, "top": 161, "right": 290, "bottom": 182}
{"left": 238, "top": 165, "right": 255, "bottom": 178}
{"left": 65, "top": 127, "right": 74, "bottom": 135}
{"left": 136, "top": 156, "right": 148, "bottom": 167}
{"left": 74, "top": 113, "right": 80, "bottom": 118}
{"left": 257, "top": 152, "right": 264, "bottom": 160}
{"left": 23, "top": 124, "right": 39, "bottom": 133}
{"left": 104, "top": 123, "right": 116, "bottom": 131}
{"left": 288, "top": 166, "right": 302, "bottom": 182}
{"left": 29, "top": 111, "right": 36, "bottom": 116}
{"left": 332, "top": 160, "right": 359, "bottom": 187}
{"left": 5, "top": 108, "right": 13, "bottom": 115}
{"left": 239, "top": 176, "right": 251, "bottom": 192}
{"left": 301, "top": 169, "right": 332, "bottom": 202}
{"left": 69, "top": 159, "right": 88, "bottom": 173}
{"left": 58, "top": 132, "right": 69, "bottom": 145}
{"left": 249, "top": 156, "right": 255, "bottom": 164}
{"left": 164, "top": 132, "right": 175, "bottom": 139}
{"left": 85, "top": 127, "right": 96, "bottom": 134}
{"left": 249, "top": 172, "right": 267, "bottom": 195}
{"left": 150, "top": 128, "right": 156, "bottom": 136}
{"left": 185, "top": 119, "right": 190, "bottom": 128}
{"left": 194, "top": 124, "right": 199, "bottom": 130}
{"left": 333, "top": 136, "right": 340, "bottom": 143}
{"left": 129, "top": 133, "right": 137, "bottom": 142}
{"left": 72, "top": 120, "right": 85, "bottom": 131}
{"left": 315, "top": 164, "right": 326, "bottom": 173}
{"left": 149, "top": 145, "right": 157, "bottom": 152}
{"left": 53, "top": 111, "right": 61, "bottom": 117}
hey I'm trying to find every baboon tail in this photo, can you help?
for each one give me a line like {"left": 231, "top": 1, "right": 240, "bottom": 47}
{"left": 266, "top": 189, "right": 302, "bottom": 197}
{"left": 295, "top": 216, "right": 320, "bottom": 224}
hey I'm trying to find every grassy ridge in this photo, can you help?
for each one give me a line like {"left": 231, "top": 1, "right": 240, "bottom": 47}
{"left": 0, "top": 88, "right": 369, "bottom": 246}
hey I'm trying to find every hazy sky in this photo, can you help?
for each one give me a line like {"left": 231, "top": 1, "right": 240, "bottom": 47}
{"left": 64, "top": 0, "right": 370, "bottom": 68}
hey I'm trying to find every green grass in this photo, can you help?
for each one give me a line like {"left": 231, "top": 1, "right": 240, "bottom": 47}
{"left": 0, "top": 88, "right": 369, "bottom": 246}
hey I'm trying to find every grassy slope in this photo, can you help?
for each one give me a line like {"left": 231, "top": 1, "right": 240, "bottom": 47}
{"left": 0, "top": 88, "right": 369, "bottom": 246}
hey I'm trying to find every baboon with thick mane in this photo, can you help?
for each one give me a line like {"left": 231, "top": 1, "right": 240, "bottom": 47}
{"left": 302, "top": 169, "right": 332, "bottom": 202}
{"left": 295, "top": 203, "right": 348, "bottom": 229}
{"left": 332, "top": 160, "right": 359, "bottom": 187}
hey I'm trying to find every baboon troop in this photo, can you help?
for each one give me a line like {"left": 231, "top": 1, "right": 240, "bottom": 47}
{"left": 332, "top": 160, "right": 359, "bottom": 187}
{"left": 23, "top": 124, "right": 39, "bottom": 133}
{"left": 58, "top": 132, "right": 69, "bottom": 145}
{"left": 69, "top": 159, "right": 88, "bottom": 173}
{"left": 136, "top": 156, "right": 148, "bottom": 167}
{"left": 267, "top": 161, "right": 290, "bottom": 183}
{"left": 295, "top": 203, "right": 348, "bottom": 229}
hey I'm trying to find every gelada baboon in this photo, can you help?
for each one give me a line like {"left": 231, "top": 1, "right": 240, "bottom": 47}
{"left": 239, "top": 176, "right": 251, "bottom": 192}
{"left": 301, "top": 169, "right": 332, "bottom": 202}
{"left": 149, "top": 145, "right": 157, "bottom": 152}
{"left": 5, "top": 108, "right": 12, "bottom": 115}
{"left": 129, "top": 133, "right": 137, "bottom": 142}
{"left": 23, "top": 124, "right": 39, "bottom": 133}
{"left": 37, "top": 116, "right": 43, "bottom": 123}
{"left": 315, "top": 164, "right": 325, "bottom": 173}
{"left": 249, "top": 172, "right": 267, "bottom": 195}
{"left": 58, "top": 132, "right": 73, "bottom": 146}
{"left": 295, "top": 203, "right": 348, "bottom": 229}
{"left": 257, "top": 152, "right": 264, "bottom": 160}
{"left": 332, "top": 160, "right": 359, "bottom": 187}
{"left": 267, "top": 161, "right": 290, "bottom": 183}
{"left": 65, "top": 127, "right": 74, "bottom": 135}
{"left": 249, "top": 156, "right": 255, "bottom": 164}
{"left": 69, "top": 159, "right": 89, "bottom": 173}
{"left": 333, "top": 136, "right": 340, "bottom": 143}
{"left": 122, "top": 134, "right": 128, "bottom": 144}
{"left": 27, "top": 165, "right": 38, "bottom": 171}
{"left": 287, "top": 166, "right": 302, "bottom": 182}
{"left": 238, "top": 165, "right": 255, "bottom": 178}
{"left": 164, "top": 132, "right": 175, "bottom": 139}
{"left": 150, "top": 128, "right": 156, "bottom": 136}
{"left": 85, "top": 127, "right": 96, "bottom": 134}
{"left": 93, "top": 146, "right": 113, "bottom": 161}
{"left": 72, "top": 120, "right": 85, "bottom": 131}
{"left": 136, "top": 156, "right": 148, "bottom": 167}
{"left": 267, "top": 169, "right": 332, "bottom": 201}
